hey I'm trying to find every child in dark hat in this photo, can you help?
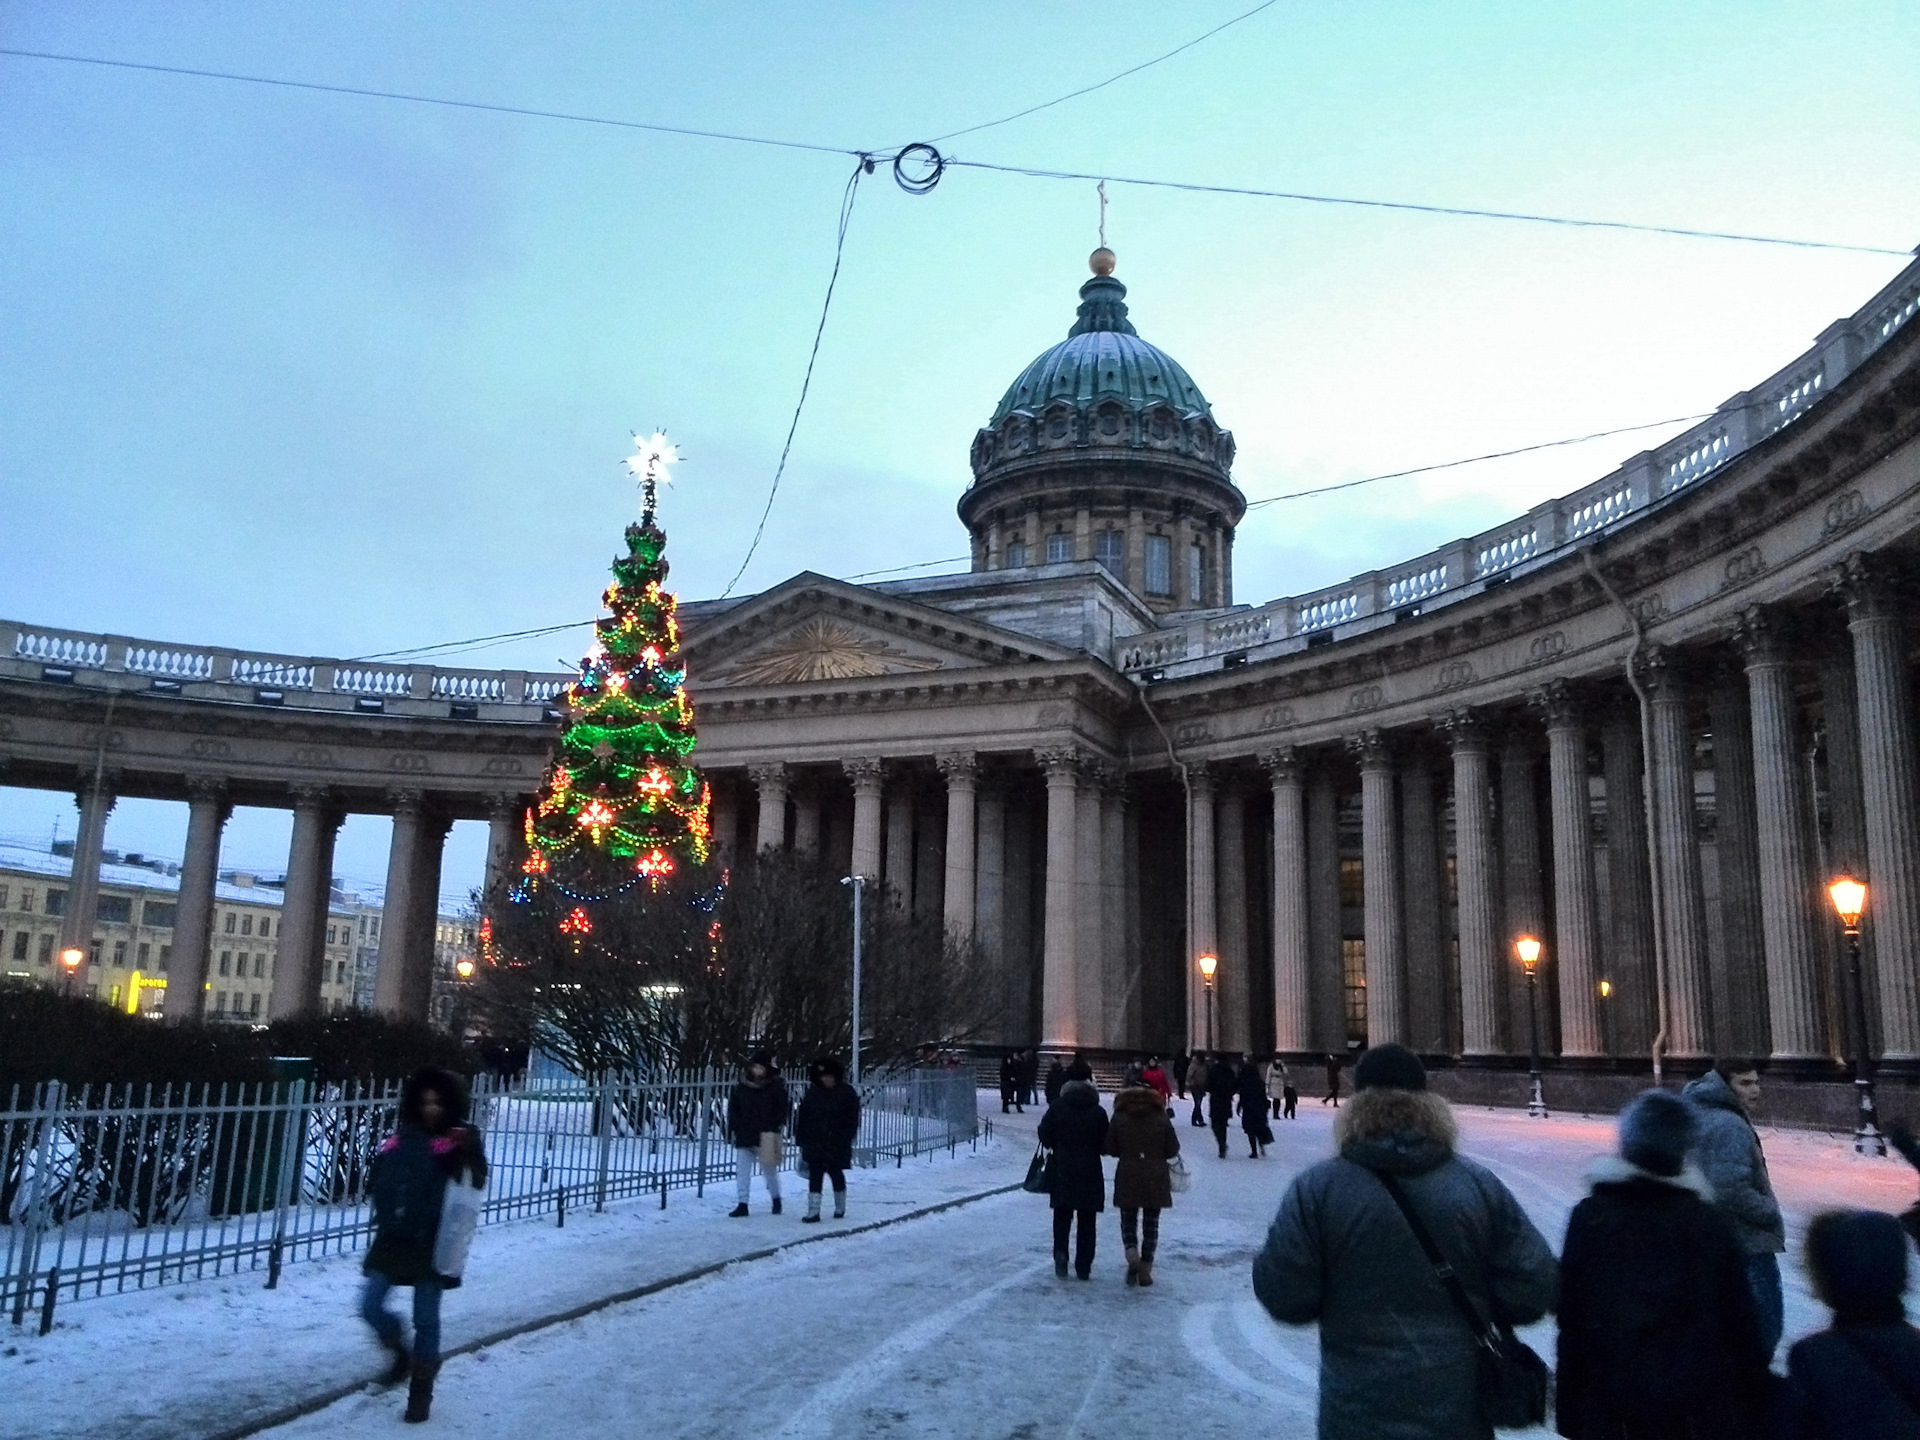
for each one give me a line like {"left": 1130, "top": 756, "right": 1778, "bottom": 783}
{"left": 1780, "top": 1209, "right": 1920, "bottom": 1437}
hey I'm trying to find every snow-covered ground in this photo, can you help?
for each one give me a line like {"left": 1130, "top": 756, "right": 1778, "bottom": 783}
{"left": 6, "top": 1093, "right": 1916, "bottom": 1440}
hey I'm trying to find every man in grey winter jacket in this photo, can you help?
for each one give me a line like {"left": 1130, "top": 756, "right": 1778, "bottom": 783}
{"left": 1683, "top": 1059, "right": 1787, "bottom": 1355}
{"left": 1252, "top": 1044, "right": 1557, "bottom": 1440}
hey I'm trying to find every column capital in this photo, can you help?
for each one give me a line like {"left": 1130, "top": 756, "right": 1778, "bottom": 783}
{"left": 842, "top": 756, "right": 885, "bottom": 789}
{"left": 935, "top": 752, "right": 979, "bottom": 786}
{"left": 1260, "top": 746, "right": 1302, "bottom": 784}
{"left": 290, "top": 781, "right": 331, "bottom": 811}
{"left": 1185, "top": 758, "right": 1214, "bottom": 795}
{"left": 72, "top": 770, "right": 118, "bottom": 809}
{"left": 748, "top": 762, "right": 789, "bottom": 790}
{"left": 1442, "top": 708, "right": 1490, "bottom": 753}
{"left": 486, "top": 790, "right": 527, "bottom": 820}
{"left": 1346, "top": 728, "right": 1394, "bottom": 771}
{"left": 1634, "top": 643, "right": 1689, "bottom": 701}
{"left": 1528, "top": 678, "right": 1585, "bottom": 731}
{"left": 184, "top": 773, "right": 228, "bottom": 805}
{"left": 1732, "top": 605, "right": 1794, "bottom": 667}
{"left": 1828, "top": 550, "right": 1903, "bottom": 620}
{"left": 1037, "top": 746, "right": 1083, "bottom": 782}
{"left": 386, "top": 787, "right": 425, "bottom": 816}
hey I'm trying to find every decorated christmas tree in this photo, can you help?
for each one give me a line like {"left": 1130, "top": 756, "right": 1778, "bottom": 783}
{"left": 518, "top": 434, "right": 712, "bottom": 915}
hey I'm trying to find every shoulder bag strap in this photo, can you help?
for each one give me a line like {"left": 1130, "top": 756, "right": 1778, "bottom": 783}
{"left": 1372, "top": 1168, "right": 1502, "bottom": 1349}
{"left": 1840, "top": 1330, "right": 1920, "bottom": 1415}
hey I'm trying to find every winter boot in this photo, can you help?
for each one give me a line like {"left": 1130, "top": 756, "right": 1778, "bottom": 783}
{"left": 376, "top": 1338, "right": 411, "bottom": 1388}
{"left": 1137, "top": 1258, "right": 1155, "bottom": 1287}
{"left": 771, "top": 1196, "right": 782, "bottom": 1216}
{"left": 403, "top": 1361, "right": 438, "bottom": 1424}
{"left": 803, "top": 1192, "right": 822, "bottom": 1224}
{"left": 832, "top": 1189, "right": 846, "bottom": 1219}
{"left": 1124, "top": 1245, "right": 1140, "bottom": 1287}
{"left": 1249, "top": 1139, "right": 1259, "bottom": 1158}
{"left": 728, "top": 1202, "right": 749, "bottom": 1218}
{"left": 1054, "top": 1248, "right": 1069, "bottom": 1279}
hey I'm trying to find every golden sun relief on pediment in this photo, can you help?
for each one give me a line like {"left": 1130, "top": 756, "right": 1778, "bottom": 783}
{"left": 707, "top": 617, "right": 948, "bottom": 686}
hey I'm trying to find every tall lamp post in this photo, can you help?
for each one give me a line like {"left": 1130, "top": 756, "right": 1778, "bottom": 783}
{"left": 841, "top": 875, "right": 866, "bottom": 1085}
{"left": 1515, "top": 935, "right": 1548, "bottom": 1118}
{"left": 1827, "top": 875, "right": 1885, "bottom": 1157}
{"left": 1198, "top": 953, "right": 1218, "bottom": 1053}
{"left": 59, "top": 946, "right": 84, "bottom": 997}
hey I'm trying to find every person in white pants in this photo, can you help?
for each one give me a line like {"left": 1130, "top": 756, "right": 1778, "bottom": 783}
{"left": 726, "top": 1052, "right": 791, "bottom": 1217}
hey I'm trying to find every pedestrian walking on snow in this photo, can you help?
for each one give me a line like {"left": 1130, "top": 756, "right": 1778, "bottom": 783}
{"left": 793, "top": 1056, "right": 860, "bottom": 1223}
{"left": 1555, "top": 1089, "right": 1771, "bottom": 1440}
{"left": 1781, "top": 1208, "right": 1920, "bottom": 1439}
{"left": 1186, "top": 1053, "right": 1210, "bottom": 1127}
{"left": 361, "top": 1067, "right": 489, "bottom": 1425}
{"left": 1106, "top": 1083, "right": 1179, "bottom": 1288}
{"left": 1206, "top": 1054, "right": 1238, "bottom": 1158}
{"left": 1021, "top": 1050, "right": 1039, "bottom": 1109}
{"left": 998, "top": 1050, "right": 1021, "bottom": 1114}
{"left": 1038, "top": 1077, "right": 1109, "bottom": 1279}
{"left": 1237, "top": 1056, "right": 1271, "bottom": 1157}
{"left": 1141, "top": 1057, "right": 1173, "bottom": 1112}
{"left": 1172, "top": 1050, "right": 1190, "bottom": 1100}
{"left": 727, "top": 1052, "right": 791, "bottom": 1217}
{"left": 1322, "top": 1052, "right": 1342, "bottom": 1106}
{"left": 1271, "top": 1059, "right": 1298, "bottom": 1120}
{"left": 1684, "top": 1058, "right": 1788, "bottom": 1356}
{"left": 1253, "top": 1044, "right": 1557, "bottom": 1440}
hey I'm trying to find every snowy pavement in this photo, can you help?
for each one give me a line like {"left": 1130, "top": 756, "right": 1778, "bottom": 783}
{"left": 8, "top": 1093, "right": 1917, "bottom": 1440}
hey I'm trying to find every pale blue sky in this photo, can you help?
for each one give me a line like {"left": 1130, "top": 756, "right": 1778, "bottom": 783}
{"left": 2, "top": 1, "right": 1915, "bottom": 896}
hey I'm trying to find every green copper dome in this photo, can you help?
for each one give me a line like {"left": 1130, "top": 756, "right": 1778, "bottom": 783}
{"left": 989, "top": 273, "right": 1212, "bottom": 425}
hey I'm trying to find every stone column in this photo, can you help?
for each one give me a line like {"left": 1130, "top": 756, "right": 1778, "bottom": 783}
{"left": 1601, "top": 705, "right": 1658, "bottom": 1055}
{"left": 374, "top": 791, "right": 424, "bottom": 1017}
{"left": 1820, "top": 649, "right": 1872, "bottom": 1056}
{"left": 1642, "top": 647, "right": 1714, "bottom": 1057}
{"left": 1535, "top": 683, "right": 1604, "bottom": 1056}
{"left": 1075, "top": 762, "right": 1105, "bottom": 1045}
{"left": 1039, "top": 748, "right": 1081, "bottom": 1048}
{"left": 1263, "top": 748, "right": 1311, "bottom": 1053}
{"left": 791, "top": 782, "right": 822, "bottom": 858}
{"left": 57, "top": 776, "right": 115, "bottom": 996}
{"left": 1216, "top": 776, "right": 1251, "bottom": 1052}
{"left": 843, "top": 759, "right": 884, "bottom": 880}
{"left": 709, "top": 783, "right": 739, "bottom": 866}
{"left": 270, "top": 784, "right": 335, "bottom": 1020}
{"left": 1734, "top": 610, "right": 1826, "bottom": 1058}
{"left": 938, "top": 754, "right": 978, "bottom": 940}
{"left": 1101, "top": 776, "right": 1129, "bottom": 1047}
{"left": 402, "top": 812, "right": 452, "bottom": 1021}
{"left": 1447, "top": 712, "right": 1502, "bottom": 1056}
{"left": 1499, "top": 729, "right": 1548, "bottom": 1051}
{"left": 164, "top": 776, "right": 228, "bottom": 1022}
{"left": 750, "top": 763, "right": 789, "bottom": 854}
{"left": 1707, "top": 667, "right": 1769, "bottom": 1055}
{"left": 1350, "top": 731, "right": 1406, "bottom": 1045}
{"left": 484, "top": 794, "right": 525, "bottom": 902}
{"left": 1307, "top": 767, "right": 1344, "bottom": 1049}
{"left": 885, "top": 779, "right": 915, "bottom": 908}
{"left": 975, "top": 781, "right": 1007, "bottom": 1013}
{"left": 1835, "top": 555, "right": 1920, "bottom": 1059}
{"left": 1122, "top": 786, "right": 1145, "bottom": 1045}
{"left": 1399, "top": 746, "right": 1447, "bottom": 1054}
{"left": 1188, "top": 762, "right": 1217, "bottom": 1048}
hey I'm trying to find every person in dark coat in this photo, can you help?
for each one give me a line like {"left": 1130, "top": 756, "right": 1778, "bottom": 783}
{"left": 793, "top": 1056, "right": 861, "bottom": 1223}
{"left": 1556, "top": 1088, "right": 1771, "bottom": 1440}
{"left": 1684, "top": 1059, "right": 1787, "bottom": 1356}
{"left": 1106, "top": 1083, "right": 1178, "bottom": 1287}
{"left": 1186, "top": 1053, "right": 1210, "bottom": 1126}
{"left": 1322, "top": 1052, "right": 1341, "bottom": 1106}
{"left": 998, "top": 1051, "right": 1021, "bottom": 1114}
{"left": 1172, "top": 1050, "right": 1190, "bottom": 1100}
{"left": 1205, "top": 1054, "right": 1238, "bottom": 1159}
{"left": 1253, "top": 1044, "right": 1557, "bottom": 1440}
{"left": 1237, "top": 1056, "right": 1271, "bottom": 1157}
{"left": 1021, "top": 1049, "right": 1039, "bottom": 1109}
{"left": 1037, "top": 1077, "right": 1109, "bottom": 1279}
{"left": 1044, "top": 1056, "right": 1067, "bottom": 1105}
{"left": 1780, "top": 1208, "right": 1920, "bottom": 1439}
{"left": 1065, "top": 1052, "right": 1095, "bottom": 1085}
{"left": 1271, "top": 1058, "right": 1298, "bottom": 1120}
{"left": 361, "top": 1067, "right": 488, "bottom": 1424}
{"left": 726, "top": 1052, "right": 791, "bottom": 1218}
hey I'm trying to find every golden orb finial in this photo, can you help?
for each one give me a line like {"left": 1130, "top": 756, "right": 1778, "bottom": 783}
{"left": 1089, "top": 247, "right": 1116, "bottom": 277}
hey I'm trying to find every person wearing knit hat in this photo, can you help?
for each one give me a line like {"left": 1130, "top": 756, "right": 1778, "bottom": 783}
{"left": 1781, "top": 1209, "right": 1920, "bottom": 1437}
{"left": 1555, "top": 1089, "right": 1772, "bottom": 1440}
{"left": 1252, "top": 1038, "right": 1555, "bottom": 1440}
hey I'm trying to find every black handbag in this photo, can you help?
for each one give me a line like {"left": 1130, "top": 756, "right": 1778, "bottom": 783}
{"left": 1374, "top": 1170, "right": 1550, "bottom": 1429}
{"left": 1022, "top": 1143, "right": 1055, "bottom": 1195}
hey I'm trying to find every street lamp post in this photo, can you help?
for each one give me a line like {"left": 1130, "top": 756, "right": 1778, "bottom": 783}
{"left": 1827, "top": 875, "right": 1885, "bottom": 1157}
{"left": 1515, "top": 935, "right": 1547, "bottom": 1118}
{"left": 1198, "top": 953, "right": 1218, "bottom": 1053}
{"left": 841, "top": 875, "right": 866, "bottom": 1085}
{"left": 59, "top": 947, "right": 84, "bottom": 996}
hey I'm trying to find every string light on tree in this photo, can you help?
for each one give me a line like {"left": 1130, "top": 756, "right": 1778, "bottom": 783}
{"left": 519, "top": 430, "right": 713, "bottom": 909}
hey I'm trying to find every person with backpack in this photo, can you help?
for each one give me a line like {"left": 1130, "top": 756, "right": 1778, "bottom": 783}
{"left": 727, "top": 1052, "right": 791, "bottom": 1218}
{"left": 1780, "top": 1208, "right": 1920, "bottom": 1438}
{"left": 1252, "top": 1044, "right": 1557, "bottom": 1440}
{"left": 1106, "top": 1080, "right": 1179, "bottom": 1287}
{"left": 1555, "top": 1089, "right": 1771, "bottom": 1440}
{"left": 361, "top": 1067, "right": 489, "bottom": 1425}
{"left": 793, "top": 1056, "right": 861, "bottom": 1223}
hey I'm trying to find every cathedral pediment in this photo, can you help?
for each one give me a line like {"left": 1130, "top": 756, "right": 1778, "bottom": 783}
{"left": 683, "top": 572, "right": 1073, "bottom": 689}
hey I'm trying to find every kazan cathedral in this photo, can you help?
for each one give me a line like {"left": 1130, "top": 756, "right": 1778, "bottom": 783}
{"left": 5, "top": 246, "right": 1920, "bottom": 1121}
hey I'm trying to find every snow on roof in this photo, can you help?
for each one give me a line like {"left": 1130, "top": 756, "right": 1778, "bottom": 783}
{"left": 0, "top": 842, "right": 357, "bottom": 912}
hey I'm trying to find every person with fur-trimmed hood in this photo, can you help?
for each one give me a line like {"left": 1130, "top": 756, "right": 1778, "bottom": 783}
{"left": 362, "top": 1067, "right": 489, "bottom": 1425}
{"left": 1038, "top": 1076, "right": 1109, "bottom": 1279}
{"left": 1252, "top": 1044, "right": 1556, "bottom": 1440}
{"left": 1555, "top": 1088, "right": 1771, "bottom": 1440}
{"left": 1105, "top": 1082, "right": 1180, "bottom": 1287}
{"left": 793, "top": 1056, "right": 861, "bottom": 1223}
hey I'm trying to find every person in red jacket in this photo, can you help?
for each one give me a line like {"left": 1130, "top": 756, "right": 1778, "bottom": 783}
{"left": 1140, "top": 1056, "right": 1173, "bottom": 1110}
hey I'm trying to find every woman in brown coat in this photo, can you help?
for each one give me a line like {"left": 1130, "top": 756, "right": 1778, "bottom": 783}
{"left": 1106, "top": 1084, "right": 1181, "bottom": 1287}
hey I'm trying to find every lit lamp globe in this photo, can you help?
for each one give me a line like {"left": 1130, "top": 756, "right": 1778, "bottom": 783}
{"left": 1829, "top": 875, "right": 1867, "bottom": 933}
{"left": 454, "top": 957, "right": 476, "bottom": 981}
{"left": 1514, "top": 934, "right": 1543, "bottom": 973}
{"left": 59, "top": 947, "right": 84, "bottom": 974}
{"left": 1198, "top": 952, "right": 1218, "bottom": 981}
